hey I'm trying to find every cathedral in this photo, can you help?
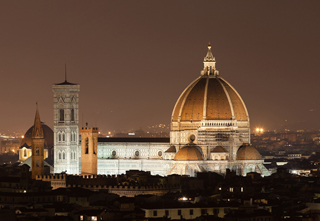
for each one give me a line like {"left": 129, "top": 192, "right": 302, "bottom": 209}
{"left": 21, "top": 44, "right": 270, "bottom": 177}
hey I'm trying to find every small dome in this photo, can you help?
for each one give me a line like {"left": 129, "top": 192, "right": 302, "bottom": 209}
{"left": 237, "top": 144, "right": 262, "bottom": 160}
{"left": 174, "top": 143, "right": 203, "bottom": 161}
{"left": 20, "top": 122, "right": 54, "bottom": 147}
{"left": 211, "top": 146, "right": 228, "bottom": 153}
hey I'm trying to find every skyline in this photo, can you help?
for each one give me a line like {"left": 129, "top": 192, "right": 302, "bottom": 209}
{"left": 1, "top": 1, "right": 320, "bottom": 134}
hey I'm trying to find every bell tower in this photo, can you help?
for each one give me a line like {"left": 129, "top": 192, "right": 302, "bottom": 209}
{"left": 80, "top": 127, "right": 98, "bottom": 175}
{"left": 52, "top": 76, "right": 80, "bottom": 174}
{"left": 31, "top": 105, "right": 45, "bottom": 179}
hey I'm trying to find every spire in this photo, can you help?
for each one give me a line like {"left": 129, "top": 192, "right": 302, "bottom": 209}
{"left": 204, "top": 43, "right": 215, "bottom": 63}
{"left": 32, "top": 103, "right": 44, "bottom": 139}
{"left": 202, "top": 43, "right": 219, "bottom": 76}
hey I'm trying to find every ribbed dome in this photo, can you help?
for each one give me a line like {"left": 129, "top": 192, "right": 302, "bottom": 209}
{"left": 174, "top": 143, "right": 203, "bottom": 161}
{"left": 172, "top": 76, "right": 248, "bottom": 122}
{"left": 171, "top": 44, "right": 248, "bottom": 123}
{"left": 20, "top": 122, "right": 54, "bottom": 147}
{"left": 237, "top": 144, "right": 262, "bottom": 160}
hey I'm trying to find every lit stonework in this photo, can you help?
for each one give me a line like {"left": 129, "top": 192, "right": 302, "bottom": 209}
{"left": 50, "top": 44, "right": 270, "bottom": 177}
{"left": 170, "top": 43, "right": 250, "bottom": 161}
{"left": 167, "top": 44, "right": 267, "bottom": 176}
{"left": 52, "top": 80, "right": 80, "bottom": 174}
{"left": 80, "top": 127, "right": 98, "bottom": 175}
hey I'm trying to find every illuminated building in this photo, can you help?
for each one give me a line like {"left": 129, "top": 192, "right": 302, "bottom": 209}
{"left": 22, "top": 44, "right": 270, "bottom": 177}
{"left": 52, "top": 79, "right": 80, "bottom": 174}
{"left": 94, "top": 44, "right": 269, "bottom": 177}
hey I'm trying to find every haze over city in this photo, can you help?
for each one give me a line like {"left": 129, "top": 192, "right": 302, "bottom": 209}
{"left": 0, "top": 1, "right": 319, "bottom": 135}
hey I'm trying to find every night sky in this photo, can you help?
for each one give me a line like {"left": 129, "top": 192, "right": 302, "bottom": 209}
{"left": 1, "top": 1, "right": 319, "bottom": 134}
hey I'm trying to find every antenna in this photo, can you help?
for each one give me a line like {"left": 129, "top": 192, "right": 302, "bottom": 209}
{"left": 65, "top": 64, "right": 67, "bottom": 82}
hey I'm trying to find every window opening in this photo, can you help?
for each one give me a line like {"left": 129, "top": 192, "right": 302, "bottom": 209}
{"left": 59, "top": 109, "right": 64, "bottom": 121}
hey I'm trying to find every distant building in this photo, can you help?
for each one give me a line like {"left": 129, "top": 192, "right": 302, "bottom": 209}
{"left": 0, "top": 138, "right": 21, "bottom": 154}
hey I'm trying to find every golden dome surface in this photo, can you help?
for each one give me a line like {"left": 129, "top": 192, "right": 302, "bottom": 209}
{"left": 172, "top": 77, "right": 248, "bottom": 122}
{"left": 237, "top": 144, "right": 262, "bottom": 160}
{"left": 171, "top": 45, "right": 248, "bottom": 123}
{"left": 174, "top": 143, "right": 203, "bottom": 161}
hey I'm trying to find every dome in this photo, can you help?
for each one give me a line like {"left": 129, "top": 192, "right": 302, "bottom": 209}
{"left": 174, "top": 143, "right": 203, "bottom": 161}
{"left": 172, "top": 77, "right": 248, "bottom": 122}
{"left": 211, "top": 146, "right": 228, "bottom": 153}
{"left": 237, "top": 144, "right": 262, "bottom": 160}
{"left": 20, "top": 122, "right": 54, "bottom": 147}
{"left": 171, "top": 45, "right": 248, "bottom": 122}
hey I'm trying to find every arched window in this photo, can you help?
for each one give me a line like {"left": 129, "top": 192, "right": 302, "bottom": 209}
{"left": 74, "top": 152, "right": 76, "bottom": 159}
{"left": 62, "top": 133, "right": 65, "bottom": 142}
{"left": 23, "top": 149, "right": 27, "bottom": 157}
{"left": 59, "top": 152, "right": 61, "bottom": 160}
{"left": 58, "top": 133, "right": 61, "bottom": 142}
{"left": 63, "top": 152, "right": 65, "bottom": 160}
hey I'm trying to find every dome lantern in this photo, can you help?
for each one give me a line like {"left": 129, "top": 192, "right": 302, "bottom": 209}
{"left": 202, "top": 43, "right": 219, "bottom": 76}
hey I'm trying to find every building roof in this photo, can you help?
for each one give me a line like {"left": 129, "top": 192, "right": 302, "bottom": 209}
{"left": 174, "top": 142, "right": 203, "bottom": 161}
{"left": 98, "top": 137, "right": 169, "bottom": 143}
{"left": 237, "top": 144, "right": 262, "bottom": 160}
{"left": 20, "top": 143, "right": 31, "bottom": 149}
{"left": 211, "top": 146, "right": 228, "bottom": 153}
{"left": 165, "top": 146, "right": 177, "bottom": 153}
{"left": 55, "top": 80, "right": 77, "bottom": 85}
{"left": 171, "top": 45, "right": 248, "bottom": 122}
